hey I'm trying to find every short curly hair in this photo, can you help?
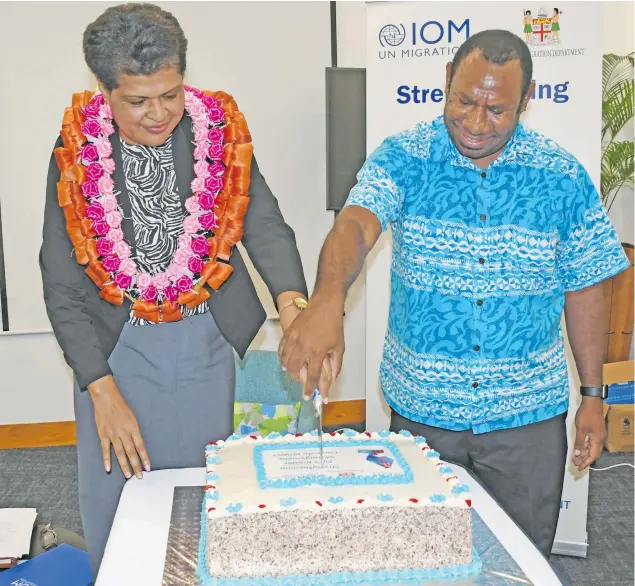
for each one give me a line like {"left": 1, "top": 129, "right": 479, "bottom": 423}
{"left": 83, "top": 3, "right": 188, "bottom": 92}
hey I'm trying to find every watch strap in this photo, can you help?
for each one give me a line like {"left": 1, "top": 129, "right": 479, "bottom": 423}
{"left": 580, "top": 385, "right": 608, "bottom": 399}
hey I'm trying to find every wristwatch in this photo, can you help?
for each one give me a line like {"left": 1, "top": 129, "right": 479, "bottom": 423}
{"left": 580, "top": 385, "right": 608, "bottom": 399}
{"left": 279, "top": 297, "right": 308, "bottom": 314}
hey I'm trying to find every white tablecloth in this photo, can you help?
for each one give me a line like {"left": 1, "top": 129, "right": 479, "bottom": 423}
{"left": 96, "top": 466, "right": 563, "bottom": 586}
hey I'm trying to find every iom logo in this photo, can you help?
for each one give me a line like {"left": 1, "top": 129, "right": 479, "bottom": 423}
{"left": 413, "top": 19, "right": 470, "bottom": 45}
{"left": 379, "top": 24, "right": 406, "bottom": 47}
{"left": 378, "top": 19, "right": 470, "bottom": 60}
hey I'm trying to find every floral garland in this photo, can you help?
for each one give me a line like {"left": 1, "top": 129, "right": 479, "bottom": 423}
{"left": 54, "top": 86, "right": 253, "bottom": 323}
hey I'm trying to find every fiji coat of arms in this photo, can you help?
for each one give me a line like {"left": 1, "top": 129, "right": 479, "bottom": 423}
{"left": 523, "top": 6, "right": 563, "bottom": 45}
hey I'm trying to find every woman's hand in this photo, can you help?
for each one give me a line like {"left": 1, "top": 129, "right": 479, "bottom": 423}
{"left": 279, "top": 303, "right": 303, "bottom": 334}
{"left": 88, "top": 375, "right": 151, "bottom": 480}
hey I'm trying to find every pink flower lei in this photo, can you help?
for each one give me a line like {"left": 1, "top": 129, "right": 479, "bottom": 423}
{"left": 78, "top": 87, "right": 225, "bottom": 304}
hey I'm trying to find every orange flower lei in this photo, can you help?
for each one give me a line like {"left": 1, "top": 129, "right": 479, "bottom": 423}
{"left": 54, "top": 88, "right": 252, "bottom": 323}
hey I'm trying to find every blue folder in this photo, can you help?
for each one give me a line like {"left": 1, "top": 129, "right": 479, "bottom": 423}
{"left": 0, "top": 544, "right": 92, "bottom": 586}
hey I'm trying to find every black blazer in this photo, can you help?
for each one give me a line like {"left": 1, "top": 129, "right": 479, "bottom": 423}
{"left": 40, "top": 113, "right": 307, "bottom": 390}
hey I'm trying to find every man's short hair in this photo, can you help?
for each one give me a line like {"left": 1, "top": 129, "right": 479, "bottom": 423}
{"left": 449, "top": 29, "right": 533, "bottom": 98}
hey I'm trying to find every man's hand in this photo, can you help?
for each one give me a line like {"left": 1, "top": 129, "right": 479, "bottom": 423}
{"left": 278, "top": 299, "right": 336, "bottom": 400}
{"left": 572, "top": 397, "right": 607, "bottom": 471}
{"left": 564, "top": 283, "right": 608, "bottom": 472}
{"left": 299, "top": 357, "right": 333, "bottom": 402}
{"left": 88, "top": 375, "right": 151, "bottom": 480}
{"left": 278, "top": 294, "right": 345, "bottom": 401}
{"left": 277, "top": 207, "right": 380, "bottom": 400}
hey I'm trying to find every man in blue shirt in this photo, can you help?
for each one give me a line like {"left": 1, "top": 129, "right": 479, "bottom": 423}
{"left": 279, "top": 30, "right": 629, "bottom": 555}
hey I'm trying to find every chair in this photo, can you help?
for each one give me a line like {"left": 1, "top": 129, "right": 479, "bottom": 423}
{"left": 234, "top": 350, "right": 318, "bottom": 435}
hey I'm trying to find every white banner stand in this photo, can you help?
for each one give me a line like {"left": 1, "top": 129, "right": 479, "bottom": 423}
{"left": 364, "top": 1, "right": 603, "bottom": 557}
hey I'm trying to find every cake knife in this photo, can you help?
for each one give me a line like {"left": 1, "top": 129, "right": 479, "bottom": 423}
{"left": 311, "top": 388, "right": 324, "bottom": 467}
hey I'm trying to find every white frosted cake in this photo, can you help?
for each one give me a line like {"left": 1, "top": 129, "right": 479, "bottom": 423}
{"left": 197, "top": 429, "right": 481, "bottom": 585}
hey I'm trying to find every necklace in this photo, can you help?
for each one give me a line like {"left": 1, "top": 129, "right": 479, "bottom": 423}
{"left": 54, "top": 86, "right": 252, "bottom": 323}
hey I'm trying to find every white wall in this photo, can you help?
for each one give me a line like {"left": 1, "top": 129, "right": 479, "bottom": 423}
{"left": 0, "top": 1, "right": 366, "bottom": 425}
{"left": 0, "top": 333, "right": 75, "bottom": 424}
{"left": 603, "top": 1, "right": 635, "bottom": 56}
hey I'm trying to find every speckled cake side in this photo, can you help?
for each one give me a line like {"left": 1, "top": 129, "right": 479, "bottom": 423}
{"left": 205, "top": 506, "right": 472, "bottom": 579}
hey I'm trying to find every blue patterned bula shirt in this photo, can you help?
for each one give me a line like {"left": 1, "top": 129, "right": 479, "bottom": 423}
{"left": 345, "top": 116, "right": 629, "bottom": 434}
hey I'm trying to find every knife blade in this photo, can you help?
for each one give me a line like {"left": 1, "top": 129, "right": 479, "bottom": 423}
{"left": 311, "top": 388, "right": 324, "bottom": 467}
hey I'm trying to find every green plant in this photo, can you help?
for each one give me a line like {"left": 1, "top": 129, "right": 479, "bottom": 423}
{"left": 601, "top": 53, "right": 634, "bottom": 213}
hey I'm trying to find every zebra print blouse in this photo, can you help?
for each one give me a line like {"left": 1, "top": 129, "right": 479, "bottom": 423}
{"left": 120, "top": 134, "right": 209, "bottom": 326}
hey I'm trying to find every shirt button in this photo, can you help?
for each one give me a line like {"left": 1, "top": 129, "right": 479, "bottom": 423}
{"left": 474, "top": 345, "right": 481, "bottom": 352}
{"left": 472, "top": 382, "right": 479, "bottom": 388}
{"left": 478, "top": 258, "right": 486, "bottom": 265}
{"left": 481, "top": 172, "right": 487, "bottom": 178}
{"left": 476, "top": 299, "right": 484, "bottom": 307}
{"left": 480, "top": 214, "right": 487, "bottom": 221}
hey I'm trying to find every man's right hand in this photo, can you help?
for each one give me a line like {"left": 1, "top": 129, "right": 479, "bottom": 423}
{"left": 278, "top": 206, "right": 381, "bottom": 399}
{"left": 278, "top": 293, "right": 346, "bottom": 400}
{"left": 88, "top": 375, "right": 150, "bottom": 480}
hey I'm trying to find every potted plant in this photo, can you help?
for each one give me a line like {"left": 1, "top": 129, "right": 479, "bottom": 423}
{"left": 601, "top": 53, "right": 633, "bottom": 213}
{"left": 601, "top": 53, "right": 634, "bottom": 363}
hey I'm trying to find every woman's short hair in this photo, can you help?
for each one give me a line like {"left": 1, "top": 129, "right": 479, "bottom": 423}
{"left": 83, "top": 2, "right": 187, "bottom": 91}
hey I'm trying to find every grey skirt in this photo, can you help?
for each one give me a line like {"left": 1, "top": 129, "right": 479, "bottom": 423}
{"left": 73, "top": 311, "right": 235, "bottom": 577}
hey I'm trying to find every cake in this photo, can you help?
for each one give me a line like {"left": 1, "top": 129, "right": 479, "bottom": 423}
{"left": 197, "top": 429, "right": 481, "bottom": 584}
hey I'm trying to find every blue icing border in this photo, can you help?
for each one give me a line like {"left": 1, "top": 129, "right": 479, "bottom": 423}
{"left": 252, "top": 440, "right": 414, "bottom": 489}
{"left": 197, "top": 500, "right": 482, "bottom": 585}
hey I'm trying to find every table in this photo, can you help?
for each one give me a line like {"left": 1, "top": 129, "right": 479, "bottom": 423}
{"left": 96, "top": 466, "right": 565, "bottom": 586}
